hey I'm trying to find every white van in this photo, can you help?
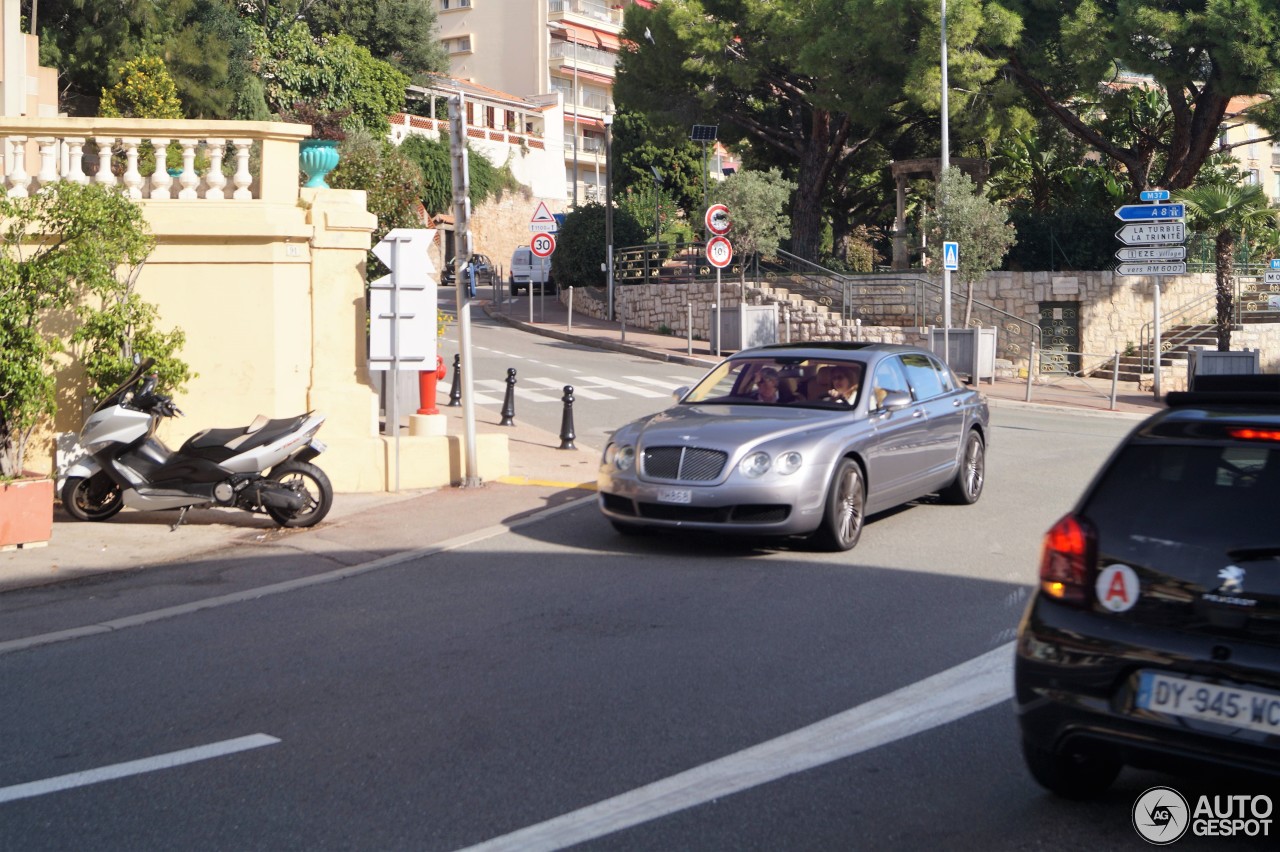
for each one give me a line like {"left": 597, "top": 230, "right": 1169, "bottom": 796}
{"left": 509, "top": 246, "right": 555, "bottom": 295}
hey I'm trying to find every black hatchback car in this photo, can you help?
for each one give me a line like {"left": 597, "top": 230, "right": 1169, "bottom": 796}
{"left": 1015, "top": 375, "right": 1280, "bottom": 797}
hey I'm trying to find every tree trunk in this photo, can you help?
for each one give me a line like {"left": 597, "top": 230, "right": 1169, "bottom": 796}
{"left": 1215, "top": 231, "right": 1235, "bottom": 351}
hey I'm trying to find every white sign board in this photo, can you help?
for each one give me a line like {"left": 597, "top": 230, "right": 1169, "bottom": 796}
{"left": 529, "top": 201, "right": 558, "bottom": 233}
{"left": 1116, "top": 261, "right": 1187, "bottom": 277}
{"left": 369, "top": 228, "right": 437, "bottom": 370}
{"left": 1115, "top": 222, "right": 1186, "bottom": 245}
{"left": 1265, "top": 271, "right": 1280, "bottom": 285}
{"left": 1115, "top": 246, "right": 1187, "bottom": 262}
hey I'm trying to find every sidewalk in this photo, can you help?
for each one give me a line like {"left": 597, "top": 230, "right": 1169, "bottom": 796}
{"left": 0, "top": 292, "right": 1163, "bottom": 596}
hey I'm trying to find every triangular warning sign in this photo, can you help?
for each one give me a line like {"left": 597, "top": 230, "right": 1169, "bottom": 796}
{"left": 530, "top": 201, "right": 556, "bottom": 225}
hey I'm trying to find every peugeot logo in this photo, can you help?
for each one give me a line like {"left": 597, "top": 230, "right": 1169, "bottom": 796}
{"left": 1218, "top": 565, "right": 1246, "bottom": 594}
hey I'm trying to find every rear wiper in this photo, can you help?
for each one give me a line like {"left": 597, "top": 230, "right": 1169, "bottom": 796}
{"left": 1226, "top": 547, "right": 1280, "bottom": 561}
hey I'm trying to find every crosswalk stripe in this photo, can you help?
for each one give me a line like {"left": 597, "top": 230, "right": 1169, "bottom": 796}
{"left": 624, "top": 375, "right": 685, "bottom": 391}
{"left": 576, "top": 376, "right": 667, "bottom": 398}
{"left": 524, "top": 377, "right": 614, "bottom": 400}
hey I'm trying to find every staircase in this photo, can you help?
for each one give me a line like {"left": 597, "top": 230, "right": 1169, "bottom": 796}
{"left": 1101, "top": 275, "right": 1280, "bottom": 387}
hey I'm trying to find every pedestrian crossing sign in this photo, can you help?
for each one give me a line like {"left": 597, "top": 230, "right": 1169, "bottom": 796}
{"left": 943, "top": 241, "right": 959, "bottom": 271}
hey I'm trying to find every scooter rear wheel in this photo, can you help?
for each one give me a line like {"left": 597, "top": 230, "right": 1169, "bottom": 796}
{"left": 265, "top": 461, "right": 333, "bottom": 528}
{"left": 61, "top": 473, "right": 124, "bottom": 522}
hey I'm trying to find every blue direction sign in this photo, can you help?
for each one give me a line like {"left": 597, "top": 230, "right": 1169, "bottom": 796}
{"left": 1115, "top": 203, "right": 1184, "bottom": 222}
{"left": 1270, "top": 259, "right": 1280, "bottom": 269}
{"left": 1139, "top": 189, "right": 1170, "bottom": 202}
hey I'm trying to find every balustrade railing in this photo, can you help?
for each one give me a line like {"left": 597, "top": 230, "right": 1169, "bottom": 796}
{"left": 0, "top": 117, "right": 310, "bottom": 203}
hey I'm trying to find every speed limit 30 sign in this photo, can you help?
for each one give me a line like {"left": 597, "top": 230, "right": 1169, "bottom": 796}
{"left": 530, "top": 233, "right": 556, "bottom": 258}
{"left": 706, "top": 235, "right": 733, "bottom": 268}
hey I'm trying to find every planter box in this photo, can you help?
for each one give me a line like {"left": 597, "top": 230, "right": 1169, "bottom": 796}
{"left": 0, "top": 476, "right": 54, "bottom": 550}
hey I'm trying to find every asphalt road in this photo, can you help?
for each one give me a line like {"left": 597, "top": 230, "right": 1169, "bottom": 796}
{"left": 3, "top": 343, "right": 1271, "bottom": 850}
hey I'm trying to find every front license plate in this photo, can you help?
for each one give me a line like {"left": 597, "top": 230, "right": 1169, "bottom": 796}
{"left": 1135, "top": 671, "right": 1280, "bottom": 736}
{"left": 656, "top": 487, "right": 692, "bottom": 504}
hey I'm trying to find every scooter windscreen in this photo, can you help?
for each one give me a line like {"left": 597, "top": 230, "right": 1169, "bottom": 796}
{"left": 92, "top": 357, "right": 156, "bottom": 414}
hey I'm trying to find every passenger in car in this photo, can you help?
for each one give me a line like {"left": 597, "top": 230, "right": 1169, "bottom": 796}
{"left": 825, "top": 366, "right": 859, "bottom": 404}
{"left": 751, "top": 368, "right": 784, "bottom": 403}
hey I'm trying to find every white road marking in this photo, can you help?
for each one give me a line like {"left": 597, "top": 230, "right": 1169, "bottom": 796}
{"left": 624, "top": 375, "right": 686, "bottom": 391}
{"left": 0, "top": 734, "right": 280, "bottom": 804}
{"left": 576, "top": 376, "right": 667, "bottom": 398}
{"left": 524, "top": 377, "right": 614, "bottom": 400}
{"left": 458, "top": 643, "right": 1014, "bottom": 852}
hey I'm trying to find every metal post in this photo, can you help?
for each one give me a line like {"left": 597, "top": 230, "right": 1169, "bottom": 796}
{"left": 1110, "top": 350, "right": 1120, "bottom": 410}
{"left": 940, "top": 0, "right": 951, "bottom": 367}
{"left": 448, "top": 94, "right": 480, "bottom": 486}
{"left": 687, "top": 302, "right": 693, "bottom": 354}
{"left": 715, "top": 267, "right": 722, "bottom": 357}
{"left": 1025, "top": 338, "right": 1035, "bottom": 402}
{"left": 571, "top": 39, "right": 579, "bottom": 205}
{"left": 1153, "top": 274, "right": 1163, "bottom": 399}
{"left": 567, "top": 286, "right": 573, "bottom": 330}
{"left": 856, "top": 318, "right": 862, "bottom": 342}
{"left": 605, "top": 111, "right": 615, "bottom": 321}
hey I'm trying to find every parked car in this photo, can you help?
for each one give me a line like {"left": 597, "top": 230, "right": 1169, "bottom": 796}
{"left": 509, "top": 246, "right": 554, "bottom": 295}
{"left": 1015, "top": 374, "right": 1280, "bottom": 798}
{"left": 441, "top": 253, "right": 495, "bottom": 288}
{"left": 597, "top": 342, "right": 989, "bottom": 550}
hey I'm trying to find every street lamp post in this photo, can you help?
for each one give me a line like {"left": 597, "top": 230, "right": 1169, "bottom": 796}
{"left": 940, "top": 0, "right": 951, "bottom": 366}
{"left": 546, "top": 22, "right": 579, "bottom": 206}
{"left": 604, "top": 108, "right": 615, "bottom": 321}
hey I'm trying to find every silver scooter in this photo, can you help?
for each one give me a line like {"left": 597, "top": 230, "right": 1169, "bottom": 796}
{"left": 61, "top": 358, "right": 332, "bottom": 529}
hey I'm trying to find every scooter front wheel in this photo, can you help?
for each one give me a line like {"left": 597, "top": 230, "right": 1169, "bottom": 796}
{"left": 61, "top": 473, "right": 124, "bottom": 522}
{"left": 265, "top": 461, "right": 333, "bottom": 528}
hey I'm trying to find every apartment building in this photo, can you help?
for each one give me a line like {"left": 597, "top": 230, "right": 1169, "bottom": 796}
{"left": 1219, "top": 95, "right": 1280, "bottom": 204}
{"left": 436, "top": 0, "right": 655, "bottom": 205}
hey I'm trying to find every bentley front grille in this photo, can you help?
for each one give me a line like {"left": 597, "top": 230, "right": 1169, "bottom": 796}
{"left": 641, "top": 446, "right": 728, "bottom": 481}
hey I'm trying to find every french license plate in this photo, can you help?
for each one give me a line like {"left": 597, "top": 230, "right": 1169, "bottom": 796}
{"left": 1135, "top": 671, "right": 1280, "bottom": 736}
{"left": 656, "top": 487, "right": 692, "bottom": 504}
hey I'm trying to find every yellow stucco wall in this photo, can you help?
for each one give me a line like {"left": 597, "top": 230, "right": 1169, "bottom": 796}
{"left": 24, "top": 185, "right": 506, "bottom": 493}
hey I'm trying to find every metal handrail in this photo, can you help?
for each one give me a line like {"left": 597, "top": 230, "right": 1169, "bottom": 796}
{"left": 1023, "top": 348, "right": 1124, "bottom": 410}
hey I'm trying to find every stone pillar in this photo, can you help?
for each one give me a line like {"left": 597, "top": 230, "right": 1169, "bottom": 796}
{"left": 302, "top": 187, "right": 386, "bottom": 491}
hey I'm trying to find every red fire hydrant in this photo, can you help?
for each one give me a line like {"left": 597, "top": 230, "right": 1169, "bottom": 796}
{"left": 417, "top": 355, "right": 448, "bottom": 415}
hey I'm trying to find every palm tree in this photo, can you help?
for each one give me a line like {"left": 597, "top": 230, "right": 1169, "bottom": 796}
{"left": 1176, "top": 183, "right": 1278, "bottom": 351}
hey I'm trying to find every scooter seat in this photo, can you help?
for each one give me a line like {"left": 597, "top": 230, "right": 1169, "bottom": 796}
{"left": 182, "top": 414, "right": 311, "bottom": 453}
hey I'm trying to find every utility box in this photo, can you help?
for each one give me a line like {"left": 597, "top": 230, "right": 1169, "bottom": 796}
{"left": 1187, "top": 348, "right": 1260, "bottom": 390}
{"left": 711, "top": 304, "right": 778, "bottom": 352}
{"left": 929, "top": 327, "right": 996, "bottom": 384}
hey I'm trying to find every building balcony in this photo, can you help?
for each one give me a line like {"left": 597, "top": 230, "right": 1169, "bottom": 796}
{"left": 0, "top": 117, "right": 311, "bottom": 203}
{"left": 548, "top": 41, "right": 617, "bottom": 76}
{"left": 548, "top": 0, "right": 624, "bottom": 28}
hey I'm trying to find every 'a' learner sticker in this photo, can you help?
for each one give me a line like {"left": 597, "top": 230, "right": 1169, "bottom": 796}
{"left": 1096, "top": 563, "right": 1140, "bottom": 612}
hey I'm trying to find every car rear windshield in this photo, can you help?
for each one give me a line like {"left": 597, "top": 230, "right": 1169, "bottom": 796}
{"left": 1084, "top": 439, "right": 1280, "bottom": 548}
{"left": 682, "top": 357, "right": 866, "bottom": 408}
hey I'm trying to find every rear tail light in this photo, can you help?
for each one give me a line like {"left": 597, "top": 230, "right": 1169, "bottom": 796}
{"left": 1227, "top": 427, "right": 1280, "bottom": 442}
{"left": 1039, "top": 513, "right": 1096, "bottom": 605}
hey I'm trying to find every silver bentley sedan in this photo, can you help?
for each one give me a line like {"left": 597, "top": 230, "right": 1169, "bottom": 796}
{"left": 598, "top": 342, "right": 989, "bottom": 550}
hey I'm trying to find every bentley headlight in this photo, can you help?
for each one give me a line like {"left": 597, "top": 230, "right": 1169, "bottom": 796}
{"left": 776, "top": 451, "right": 803, "bottom": 475}
{"left": 615, "top": 445, "right": 636, "bottom": 471}
{"left": 739, "top": 451, "right": 772, "bottom": 478}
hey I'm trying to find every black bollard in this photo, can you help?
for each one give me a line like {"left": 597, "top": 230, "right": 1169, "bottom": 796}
{"left": 558, "top": 385, "right": 577, "bottom": 450}
{"left": 447, "top": 354, "right": 461, "bottom": 407}
{"left": 499, "top": 367, "right": 517, "bottom": 426}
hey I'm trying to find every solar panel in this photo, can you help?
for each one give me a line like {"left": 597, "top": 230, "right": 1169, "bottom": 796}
{"left": 690, "top": 125, "right": 718, "bottom": 142}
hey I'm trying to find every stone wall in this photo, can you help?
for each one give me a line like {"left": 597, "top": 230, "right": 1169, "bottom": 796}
{"left": 562, "top": 270, "right": 1280, "bottom": 374}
